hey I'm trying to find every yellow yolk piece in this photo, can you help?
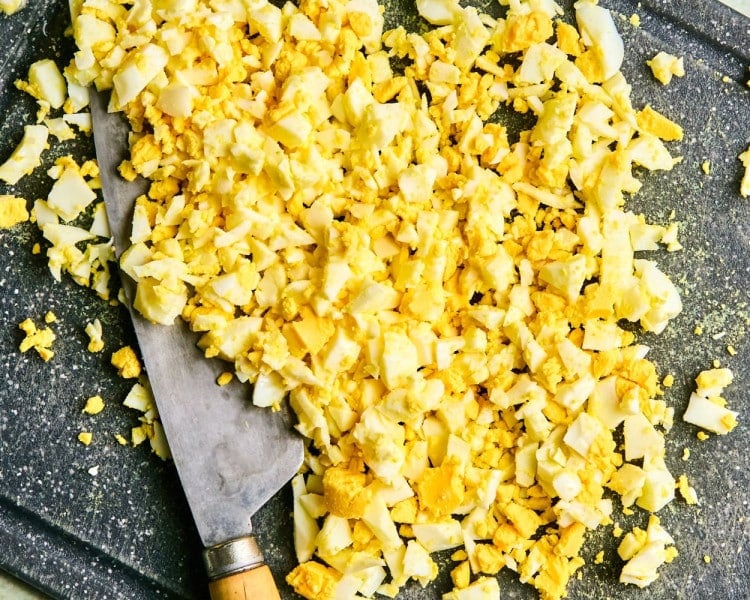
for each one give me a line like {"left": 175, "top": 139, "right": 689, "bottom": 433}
{"left": 0, "top": 195, "right": 30, "bottom": 228}
{"left": 110, "top": 346, "right": 142, "bottom": 379}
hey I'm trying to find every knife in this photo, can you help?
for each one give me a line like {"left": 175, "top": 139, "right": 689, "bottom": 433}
{"left": 89, "top": 88, "right": 304, "bottom": 599}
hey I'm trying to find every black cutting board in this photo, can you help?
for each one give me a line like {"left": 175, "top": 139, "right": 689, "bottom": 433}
{"left": 0, "top": 1, "right": 748, "bottom": 598}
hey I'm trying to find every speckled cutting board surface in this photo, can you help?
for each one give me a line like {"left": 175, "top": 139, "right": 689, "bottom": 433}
{"left": 0, "top": 1, "right": 748, "bottom": 599}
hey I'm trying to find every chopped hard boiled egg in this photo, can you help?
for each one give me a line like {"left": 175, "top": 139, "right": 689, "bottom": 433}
{"left": 443, "top": 576, "right": 500, "bottom": 599}
{"left": 84, "top": 318, "right": 104, "bottom": 352}
{"left": 18, "top": 317, "right": 55, "bottom": 361}
{"left": 46, "top": 161, "right": 98, "bottom": 222}
{"left": 618, "top": 516, "right": 678, "bottom": 587}
{"left": 683, "top": 367, "right": 738, "bottom": 434}
{"left": 61, "top": 0, "right": 731, "bottom": 597}
{"left": 16, "top": 59, "right": 67, "bottom": 110}
{"left": 683, "top": 393, "right": 738, "bottom": 435}
{"left": 0, "top": 195, "right": 29, "bottom": 228}
{"left": 647, "top": 52, "right": 685, "bottom": 85}
{"left": 0, "top": 0, "right": 25, "bottom": 14}
{"left": 111, "top": 346, "right": 142, "bottom": 379}
{"left": 121, "top": 381, "right": 171, "bottom": 459}
{"left": 0, "top": 125, "right": 48, "bottom": 185}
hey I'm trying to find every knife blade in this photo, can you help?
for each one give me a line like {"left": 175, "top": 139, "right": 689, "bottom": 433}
{"left": 89, "top": 88, "right": 304, "bottom": 599}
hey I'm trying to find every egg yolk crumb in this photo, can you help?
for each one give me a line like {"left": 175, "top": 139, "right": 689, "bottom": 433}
{"left": 83, "top": 394, "right": 105, "bottom": 415}
{"left": 216, "top": 372, "right": 233, "bottom": 386}
{"left": 18, "top": 317, "right": 56, "bottom": 361}
{"left": 0, "top": 195, "right": 29, "bottom": 228}
{"left": 111, "top": 346, "right": 142, "bottom": 379}
{"left": 286, "top": 561, "right": 341, "bottom": 600}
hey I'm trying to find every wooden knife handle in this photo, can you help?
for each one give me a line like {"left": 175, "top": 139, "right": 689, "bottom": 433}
{"left": 208, "top": 564, "right": 281, "bottom": 600}
{"left": 204, "top": 537, "right": 280, "bottom": 600}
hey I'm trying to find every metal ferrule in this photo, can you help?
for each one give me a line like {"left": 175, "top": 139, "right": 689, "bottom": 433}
{"left": 203, "top": 536, "right": 264, "bottom": 580}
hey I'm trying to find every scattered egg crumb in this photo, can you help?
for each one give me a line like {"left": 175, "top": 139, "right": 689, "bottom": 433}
{"left": 618, "top": 516, "right": 678, "bottom": 588}
{"left": 84, "top": 318, "right": 104, "bottom": 352}
{"left": 677, "top": 474, "right": 698, "bottom": 505}
{"left": 216, "top": 372, "right": 233, "bottom": 386}
{"left": 660, "top": 221, "right": 682, "bottom": 252}
{"left": 703, "top": 555, "right": 711, "bottom": 563}
{"left": 15, "top": 59, "right": 67, "bottom": 117}
{"left": 694, "top": 325, "right": 703, "bottom": 335}
{"left": 683, "top": 367, "right": 738, "bottom": 435}
{"left": 613, "top": 524, "right": 623, "bottom": 538}
{"left": 0, "top": 125, "right": 48, "bottom": 185}
{"left": 131, "top": 426, "right": 147, "bottom": 447}
{"left": 111, "top": 346, "right": 142, "bottom": 379}
{"left": 629, "top": 14, "right": 641, "bottom": 27}
{"left": 122, "top": 382, "right": 171, "bottom": 459}
{"left": 697, "top": 432, "right": 709, "bottom": 441}
{"left": 701, "top": 160, "right": 711, "bottom": 175}
{"left": 662, "top": 374, "right": 674, "bottom": 387}
{"left": 682, "top": 448, "right": 690, "bottom": 461}
{"left": 594, "top": 550, "right": 605, "bottom": 564}
{"left": 0, "top": 195, "right": 30, "bottom": 228}
{"left": 38, "top": 156, "right": 115, "bottom": 301}
{"left": 727, "top": 345, "right": 737, "bottom": 356}
{"left": 77, "top": 431, "right": 93, "bottom": 446}
{"left": 450, "top": 561, "right": 471, "bottom": 589}
{"left": 44, "top": 311, "right": 57, "bottom": 324}
{"left": 83, "top": 394, "right": 105, "bottom": 415}
{"left": 647, "top": 52, "right": 685, "bottom": 85}
{"left": 18, "top": 317, "right": 56, "bottom": 361}
{"left": 114, "top": 433, "right": 128, "bottom": 446}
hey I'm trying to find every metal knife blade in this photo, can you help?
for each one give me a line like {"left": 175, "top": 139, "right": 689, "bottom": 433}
{"left": 89, "top": 88, "right": 303, "bottom": 581}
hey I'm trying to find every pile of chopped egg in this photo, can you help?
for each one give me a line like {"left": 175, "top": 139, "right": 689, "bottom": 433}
{"left": 0, "top": 0, "right": 725, "bottom": 597}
